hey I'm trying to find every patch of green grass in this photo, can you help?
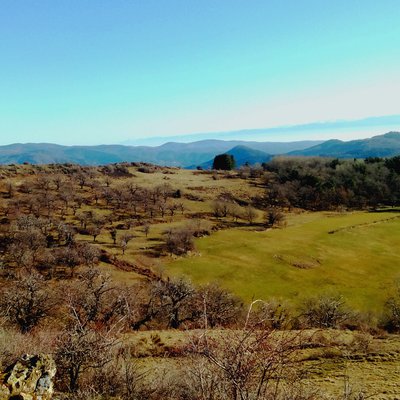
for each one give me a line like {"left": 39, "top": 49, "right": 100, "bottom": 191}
{"left": 165, "top": 211, "right": 400, "bottom": 312}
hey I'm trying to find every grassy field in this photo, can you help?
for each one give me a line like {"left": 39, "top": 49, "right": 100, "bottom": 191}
{"left": 165, "top": 211, "right": 400, "bottom": 312}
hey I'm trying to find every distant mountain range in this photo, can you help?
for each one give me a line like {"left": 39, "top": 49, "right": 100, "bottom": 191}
{"left": 0, "top": 140, "right": 320, "bottom": 167}
{"left": 0, "top": 132, "right": 399, "bottom": 168}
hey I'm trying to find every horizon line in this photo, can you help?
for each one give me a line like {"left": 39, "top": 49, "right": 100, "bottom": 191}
{"left": 1, "top": 114, "right": 400, "bottom": 147}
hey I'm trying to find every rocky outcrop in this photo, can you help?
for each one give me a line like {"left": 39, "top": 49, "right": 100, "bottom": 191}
{"left": 0, "top": 354, "right": 56, "bottom": 400}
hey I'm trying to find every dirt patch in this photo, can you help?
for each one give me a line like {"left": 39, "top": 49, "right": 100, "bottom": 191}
{"left": 273, "top": 254, "right": 321, "bottom": 269}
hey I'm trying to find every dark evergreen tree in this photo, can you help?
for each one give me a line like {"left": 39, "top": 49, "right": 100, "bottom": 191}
{"left": 385, "top": 155, "right": 400, "bottom": 174}
{"left": 212, "top": 154, "right": 236, "bottom": 170}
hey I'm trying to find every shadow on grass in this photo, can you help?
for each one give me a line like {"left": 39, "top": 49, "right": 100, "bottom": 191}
{"left": 370, "top": 207, "right": 400, "bottom": 213}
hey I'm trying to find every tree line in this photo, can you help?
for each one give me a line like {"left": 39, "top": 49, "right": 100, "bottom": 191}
{"left": 261, "top": 155, "right": 400, "bottom": 210}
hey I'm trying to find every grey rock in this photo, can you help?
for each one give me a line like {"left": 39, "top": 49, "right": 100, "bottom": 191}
{"left": 0, "top": 354, "right": 56, "bottom": 400}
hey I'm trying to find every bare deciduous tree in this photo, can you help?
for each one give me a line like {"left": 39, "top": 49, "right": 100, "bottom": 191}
{"left": 266, "top": 208, "right": 285, "bottom": 228}
{"left": 199, "top": 283, "right": 243, "bottom": 328}
{"left": 120, "top": 233, "right": 133, "bottom": 255}
{"left": 152, "top": 278, "right": 199, "bottom": 329}
{"left": 188, "top": 304, "right": 312, "bottom": 400}
{"left": 243, "top": 205, "right": 258, "bottom": 224}
{"left": 55, "top": 319, "right": 118, "bottom": 393}
{"left": 0, "top": 272, "right": 53, "bottom": 333}
{"left": 55, "top": 269, "right": 129, "bottom": 392}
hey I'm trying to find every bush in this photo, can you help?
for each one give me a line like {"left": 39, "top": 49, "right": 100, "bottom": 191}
{"left": 300, "top": 294, "right": 350, "bottom": 328}
{"left": 382, "top": 286, "right": 400, "bottom": 332}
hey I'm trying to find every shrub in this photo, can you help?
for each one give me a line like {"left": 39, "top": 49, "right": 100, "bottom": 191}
{"left": 300, "top": 294, "right": 350, "bottom": 328}
{"left": 382, "top": 285, "right": 400, "bottom": 332}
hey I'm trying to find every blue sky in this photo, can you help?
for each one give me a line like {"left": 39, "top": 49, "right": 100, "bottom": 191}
{"left": 0, "top": 0, "right": 399, "bottom": 145}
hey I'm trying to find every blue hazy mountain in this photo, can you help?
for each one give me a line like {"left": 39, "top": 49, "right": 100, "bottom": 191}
{"left": 197, "top": 145, "right": 273, "bottom": 169}
{"left": 289, "top": 132, "right": 400, "bottom": 158}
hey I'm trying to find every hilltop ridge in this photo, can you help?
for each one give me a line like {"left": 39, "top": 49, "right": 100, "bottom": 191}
{"left": 289, "top": 131, "right": 400, "bottom": 158}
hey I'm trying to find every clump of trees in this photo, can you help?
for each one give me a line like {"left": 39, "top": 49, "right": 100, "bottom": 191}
{"left": 164, "top": 226, "right": 196, "bottom": 255}
{"left": 263, "top": 156, "right": 400, "bottom": 210}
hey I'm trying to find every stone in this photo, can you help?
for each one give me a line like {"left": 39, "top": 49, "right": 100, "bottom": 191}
{"left": 0, "top": 354, "right": 56, "bottom": 400}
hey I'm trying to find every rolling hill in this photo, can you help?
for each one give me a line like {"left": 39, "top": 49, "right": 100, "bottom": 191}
{"left": 289, "top": 131, "right": 400, "bottom": 158}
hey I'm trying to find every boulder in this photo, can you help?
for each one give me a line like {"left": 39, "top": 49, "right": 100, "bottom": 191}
{"left": 0, "top": 354, "right": 56, "bottom": 400}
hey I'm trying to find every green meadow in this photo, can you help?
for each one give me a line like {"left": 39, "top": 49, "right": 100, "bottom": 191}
{"left": 166, "top": 211, "right": 400, "bottom": 312}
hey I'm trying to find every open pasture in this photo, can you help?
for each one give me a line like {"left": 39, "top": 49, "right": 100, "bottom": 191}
{"left": 166, "top": 211, "right": 400, "bottom": 311}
